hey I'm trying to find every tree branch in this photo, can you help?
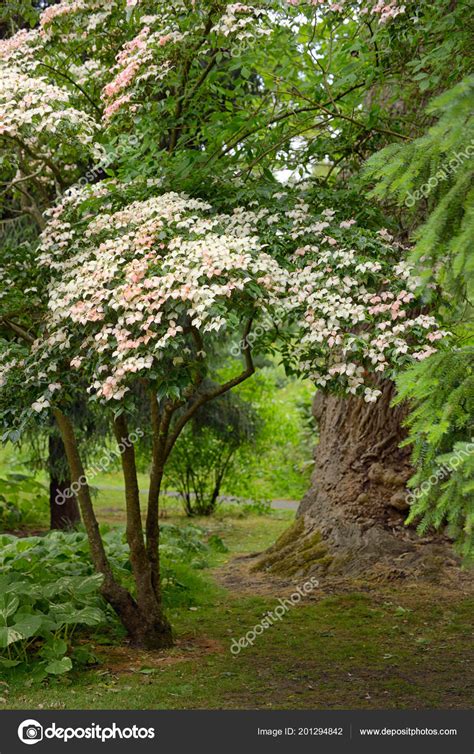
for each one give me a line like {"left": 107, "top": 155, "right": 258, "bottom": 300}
{"left": 1, "top": 318, "right": 35, "bottom": 344}
{"left": 164, "top": 318, "right": 254, "bottom": 460}
{"left": 37, "top": 62, "right": 102, "bottom": 115}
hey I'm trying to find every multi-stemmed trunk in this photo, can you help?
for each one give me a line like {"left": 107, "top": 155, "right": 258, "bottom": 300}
{"left": 53, "top": 408, "right": 172, "bottom": 649}
{"left": 51, "top": 325, "right": 254, "bottom": 648}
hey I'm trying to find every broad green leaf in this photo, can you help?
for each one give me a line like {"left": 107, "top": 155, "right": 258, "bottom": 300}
{"left": 0, "top": 658, "right": 20, "bottom": 668}
{"left": 44, "top": 657, "right": 73, "bottom": 675}
{"left": 0, "top": 626, "right": 23, "bottom": 648}
{"left": 11, "top": 615, "right": 44, "bottom": 640}
{"left": 0, "top": 594, "right": 19, "bottom": 623}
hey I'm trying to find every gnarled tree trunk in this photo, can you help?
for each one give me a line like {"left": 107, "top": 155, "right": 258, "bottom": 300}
{"left": 254, "top": 381, "right": 457, "bottom": 579}
{"left": 298, "top": 380, "right": 414, "bottom": 572}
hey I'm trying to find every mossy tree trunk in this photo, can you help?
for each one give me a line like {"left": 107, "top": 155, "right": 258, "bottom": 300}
{"left": 296, "top": 380, "right": 414, "bottom": 573}
{"left": 255, "top": 380, "right": 455, "bottom": 578}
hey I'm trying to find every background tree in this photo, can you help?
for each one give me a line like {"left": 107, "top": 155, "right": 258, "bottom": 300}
{"left": 166, "top": 387, "right": 260, "bottom": 516}
{"left": 258, "top": 0, "right": 474, "bottom": 576}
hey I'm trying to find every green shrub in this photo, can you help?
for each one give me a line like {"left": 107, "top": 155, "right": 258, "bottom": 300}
{"left": 0, "top": 523, "right": 222, "bottom": 678}
{"left": 0, "top": 474, "right": 48, "bottom": 531}
{"left": 0, "top": 565, "right": 105, "bottom": 681}
{"left": 165, "top": 389, "right": 259, "bottom": 517}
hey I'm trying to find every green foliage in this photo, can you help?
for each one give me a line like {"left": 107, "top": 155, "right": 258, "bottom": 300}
{"left": 0, "top": 0, "right": 39, "bottom": 29}
{"left": 366, "top": 75, "right": 474, "bottom": 558}
{"left": 0, "top": 472, "right": 48, "bottom": 530}
{"left": 240, "top": 498, "right": 272, "bottom": 517}
{"left": 221, "top": 366, "right": 315, "bottom": 502}
{"left": 166, "top": 388, "right": 259, "bottom": 516}
{"left": 365, "top": 76, "right": 474, "bottom": 306}
{"left": 395, "top": 347, "right": 474, "bottom": 558}
{"left": 0, "top": 522, "right": 222, "bottom": 678}
{"left": 0, "top": 538, "right": 105, "bottom": 681}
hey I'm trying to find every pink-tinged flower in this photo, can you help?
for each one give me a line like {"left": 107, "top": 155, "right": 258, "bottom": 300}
{"left": 0, "top": 28, "right": 36, "bottom": 60}
{"left": 103, "top": 94, "right": 132, "bottom": 121}
{"left": 40, "top": 2, "right": 74, "bottom": 28}
{"left": 104, "top": 61, "right": 139, "bottom": 98}
{"left": 377, "top": 228, "right": 393, "bottom": 242}
{"left": 340, "top": 219, "right": 356, "bottom": 228}
{"left": 427, "top": 331, "right": 444, "bottom": 342}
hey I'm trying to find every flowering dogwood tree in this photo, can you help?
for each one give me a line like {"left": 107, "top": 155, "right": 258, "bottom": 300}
{"left": 0, "top": 62, "right": 100, "bottom": 223}
{"left": 0, "top": 175, "right": 444, "bottom": 646}
{"left": 0, "top": 0, "right": 459, "bottom": 642}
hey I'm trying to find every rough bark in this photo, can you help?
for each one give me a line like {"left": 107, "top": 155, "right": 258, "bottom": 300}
{"left": 48, "top": 433, "right": 81, "bottom": 530}
{"left": 254, "top": 381, "right": 458, "bottom": 579}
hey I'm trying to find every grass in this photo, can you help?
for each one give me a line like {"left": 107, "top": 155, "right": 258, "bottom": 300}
{"left": 0, "top": 445, "right": 472, "bottom": 710}
{"left": 1, "top": 506, "right": 472, "bottom": 710}
{"left": 2, "top": 586, "right": 472, "bottom": 710}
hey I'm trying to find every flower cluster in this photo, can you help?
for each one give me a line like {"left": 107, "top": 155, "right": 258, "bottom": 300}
{"left": 101, "top": 2, "right": 271, "bottom": 121}
{"left": 101, "top": 21, "right": 182, "bottom": 120}
{"left": 36, "top": 186, "right": 287, "bottom": 402}
{"left": 279, "top": 203, "right": 444, "bottom": 400}
{"left": 287, "top": 0, "right": 405, "bottom": 23}
{"left": 15, "top": 184, "right": 443, "bottom": 414}
{"left": 199, "top": 193, "right": 446, "bottom": 402}
{"left": 0, "top": 1, "right": 124, "bottom": 108}
{"left": 39, "top": 0, "right": 116, "bottom": 35}
{"left": 211, "top": 4, "right": 269, "bottom": 38}
{"left": 0, "top": 65, "right": 101, "bottom": 180}
{"left": 0, "top": 28, "right": 40, "bottom": 67}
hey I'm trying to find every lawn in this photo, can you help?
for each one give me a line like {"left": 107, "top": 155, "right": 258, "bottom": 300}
{"left": 1, "top": 503, "right": 472, "bottom": 710}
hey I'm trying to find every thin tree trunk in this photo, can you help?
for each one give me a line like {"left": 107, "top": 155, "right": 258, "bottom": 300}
{"left": 146, "top": 394, "right": 172, "bottom": 594}
{"left": 53, "top": 408, "right": 171, "bottom": 648}
{"left": 207, "top": 448, "right": 234, "bottom": 514}
{"left": 114, "top": 414, "right": 172, "bottom": 648}
{"left": 48, "top": 433, "right": 81, "bottom": 530}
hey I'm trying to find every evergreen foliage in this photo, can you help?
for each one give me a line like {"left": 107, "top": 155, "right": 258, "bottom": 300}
{"left": 395, "top": 347, "right": 474, "bottom": 558}
{"left": 367, "top": 78, "right": 474, "bottom": 556}
{"left": 365, "top": 76, "right": 474, "bottom": 306}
